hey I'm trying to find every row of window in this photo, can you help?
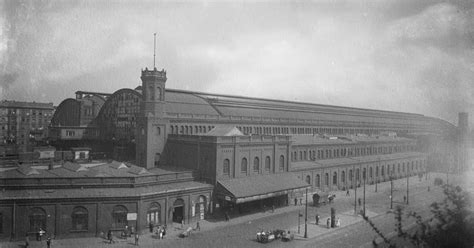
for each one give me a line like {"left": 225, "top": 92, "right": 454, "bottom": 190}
{"left": 305, "top": 160, "right": 426, "bottom": 187}
{"left": 222, "top": 155, "right": 286, "bottom": 175}
{"left": 292, "top": 144, "right": 416, "bottom": 161}
{"left": 235, "top": 125, "right": 417, "bottom": 136}
{"left": 170, "top": 125, "right": 215, "bottom": 135}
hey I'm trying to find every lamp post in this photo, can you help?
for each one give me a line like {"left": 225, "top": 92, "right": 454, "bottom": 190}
{"left": 363, "top": 168, "right": 366, "bottom": 215}
{"left": 353, "top": 165, "right": 357, "bottom": 215}
{"left": 390, "top": 173, "right": 393, "bottom": 209}
{"left": 304, "top": 188, "right": 308, "bottom": 238}
{"left": 298, "top": 210, "right": 301, "bottom": 234}
{"left": 406, "top": 167, "right": 409, "bottom": 205}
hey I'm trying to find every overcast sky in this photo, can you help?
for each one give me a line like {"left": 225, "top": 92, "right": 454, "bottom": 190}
{"left": 1, "top": 0, "right": 473, "bottom": 126}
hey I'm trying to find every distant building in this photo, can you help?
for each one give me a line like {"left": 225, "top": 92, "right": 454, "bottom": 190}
{"left": 0, "top": 100, "right": 54, "bottom": 155}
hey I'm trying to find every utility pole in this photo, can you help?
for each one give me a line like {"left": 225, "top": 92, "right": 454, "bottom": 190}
{"left": 353, "top": 165, "right": 357, "bottom": 215}
{"left": 363, "top": 168, "right": 366, "bottom": 215}
{"left": 390, "top": 174, "right": 393, "bottom": 209}
{"left": 304, "top": 188, "right": 308, "bottom": 238}
{"left": 298, "top": 210, "right": 301, "bottom": 234}
{"left": 406, "top": 167, "right": 409, "bottom": 205}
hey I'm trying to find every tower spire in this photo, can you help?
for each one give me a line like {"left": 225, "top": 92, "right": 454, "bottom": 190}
{"left": 153, "top": 33, "right": 157, "bottom": 69}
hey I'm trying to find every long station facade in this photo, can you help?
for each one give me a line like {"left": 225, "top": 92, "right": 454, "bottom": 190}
{"left": 0, "top": 64, "right": 464, "bottom": 240}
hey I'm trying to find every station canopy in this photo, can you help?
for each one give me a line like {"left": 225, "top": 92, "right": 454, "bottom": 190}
{"left": 217, "top": 173, "right": 310, "bottom": 204}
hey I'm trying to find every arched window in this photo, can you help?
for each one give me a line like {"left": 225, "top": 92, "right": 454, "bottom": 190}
{"left": 349, "top": 169, "right": 353, "bottom": 181}
{"left": 279, "top": 155, "right": 285, "bottom": 171}
{"left": 72, "top": 206, "right": 88, "bottom": 231}
{"left": 223, "top": 159, "right": 230, "bottom": 176}
{"left": 381, "top": 166, "right": 385, "bottom": 176}
{"left": 147, "top": 202, "right": 161, "bottom": 225}
{"left": 316, "top": 174, "right": 321, "bottom": 187}
{"left": 363, "top": 168, "right": 367, "bottom": 180}
{"left": 112, "top": 205, "right": 128, "bottom": 229}
{"left": 265, "top": 156, "right": 271, "bottom": 171}
{"left": 341, "top": 171, "right": 345, "bottom": 183}
{"left": 398, "top": 164, "right": 400, "bottom": 173}
{"left": 241, "top": 158, "right": 248, "bottom": 173}
{"left": 325, "top": 173, "right": 329, "bottom": 186}
{"left": 156, "top": 87, "right": 162, "bottom": 101}
{"left": 356, "top": 168, "right": 360, "bottom": 181}
{"left": 333, "top": 172, "right": 337, "bottom": 185}
{"left": 253, "top": 157, "right": 260, "bottom": 172}
{"left": 305, "top": 175, "right": 311, "bottom": 185}
{"left": 369, "top": 167, "right": 373, "bottom": 178}
{"left": 376, "top": 166, "right": 379, "bottom": 177}
{"left": 29, "top": 207, "right": 46, "bottom": 232}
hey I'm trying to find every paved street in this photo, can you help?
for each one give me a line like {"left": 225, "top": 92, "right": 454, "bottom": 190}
{"left": 1, "top": 173, "right": 448, "bottom": 248}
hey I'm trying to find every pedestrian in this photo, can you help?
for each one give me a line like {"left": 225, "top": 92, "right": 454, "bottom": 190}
{"left": 196, "top": 221, "right": 200, "bottom": 231}
{"left": 134, "top": 233, "right": 139, "bottom": 246}
{"left": 346, "top": 190, "right": 350, "bottom": 196}
{"left": 294, "top": 198, "right": 297, "bottom": 206}
{"left": 358, "top": 198, "right": 361, "bottom": 206}
{"left": 46, "top": 237, "right": 52, "bottom": 248}
{"left": 159, "top": 228, "right": 163, "bottom": 239}
{"left": 224, "top": 211, "right": 230, "bottom": 221}
{"left": 25, "top": 233, "right": 29, "bottom": 248}
{"left": 336, "top": 217, "right": 341, "bottom": 227}
{"left": 404, "top": 195, "right": 407, "bottom": 203}
{"left": 326, "top": 218, "right": 331, "bottom": 229}
{"left": 39, "top": 228, "right": 45, "bottom": 241}
{"left": 162, "top": 225, "right": 167, "bottom": 239}
{"left": 315, "top": 214, "right": 320, "bottom": 225}
{"left": 107, "top": 230, "right": 113, "bottom": 244}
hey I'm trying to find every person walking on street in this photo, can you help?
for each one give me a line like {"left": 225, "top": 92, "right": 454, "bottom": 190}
{"left": 315, "top": 214, "right": 320, "bottom": 225}
{"left": 25, "top": 233, "right": 29, "bottom": 248}
{"left": 294, "top": 198, "right": 297, "bottom": 206}
{"left": 196, "top": 221, "right": 200, "bottom": 231}
{"left": 346, "top": 190, "right": 350, "bottom": 196}
{"left": 46, "top": 237, "right": 52, "bottom": 248}
{"left": 326, "top": 218, "right": 331, "bottom": 229}
{"left": 403, "top": 195, "right": 407, "bottom": 203}
{"left": 336, "top": 217, "right": 341, "bottom": 227}
{"left": 39, "top": 228, "right": 45, "bottom": 241}
{"left": 134, "top": 233, "right": 139, "bottom": 246}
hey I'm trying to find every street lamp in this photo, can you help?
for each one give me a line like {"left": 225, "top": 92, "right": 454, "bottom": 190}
{"left": 304, "top": 188, "right": 308, "bottom": 238}
{"left": 353, "top": 165, "right": 357, "bottom": 215}
{"left": 390, "top": 173, "right": 393, "bottom": 209}
{"left": 406, "top": 166, "right": 409, "bottom": 205}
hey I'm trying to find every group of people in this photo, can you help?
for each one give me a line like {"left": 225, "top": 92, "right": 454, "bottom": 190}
{"left": 24, "top": 228, "right": 52, "bottom": 248}
{"left": 314, "top": 214, "right": 341, "bottom": 228}
{"left": 106, "top": 227, "right": 139, "bottom": 245}
{"left": 149, "top": 223, "right": 167, "bottom": 239}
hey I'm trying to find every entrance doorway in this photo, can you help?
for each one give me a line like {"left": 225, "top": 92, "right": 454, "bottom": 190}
{"left": 172, "top": 199, "right": 185, "bottom": 223}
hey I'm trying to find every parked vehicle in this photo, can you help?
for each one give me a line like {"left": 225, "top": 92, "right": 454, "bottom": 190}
{"left": 256, "top": 230, "right": 275, "bottom": 243}
{"left": 281, "top": 231, "right": 294, "bottom": 242}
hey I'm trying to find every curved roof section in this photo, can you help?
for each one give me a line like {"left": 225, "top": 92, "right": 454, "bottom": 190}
{"left": 95, "top": 88, "right": 141, "bottom": 141}
{"left": 165, "top": 89, "right": 455, "bottom": 131}
{"left": 50, "top": 98, "right": 81, "bottom": 126}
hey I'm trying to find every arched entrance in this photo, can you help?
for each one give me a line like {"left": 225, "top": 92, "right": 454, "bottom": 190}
{"left": 195, "top": 196, "right": 206, "bottom": 220}
{"left": 172, "top": 199, "right": 185, "bottom": 224}
{"left": 147, "top": 202, "right": 161, "bottom": 225}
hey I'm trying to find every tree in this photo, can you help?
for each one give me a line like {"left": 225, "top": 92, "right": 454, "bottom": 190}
{"left": 364, "top": 184, "right": 474, "bottom": 248}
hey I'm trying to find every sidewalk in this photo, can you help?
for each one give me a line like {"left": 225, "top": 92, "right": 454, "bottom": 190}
{"left": 290, "top": 209, "right": 378, "bottom": 240}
